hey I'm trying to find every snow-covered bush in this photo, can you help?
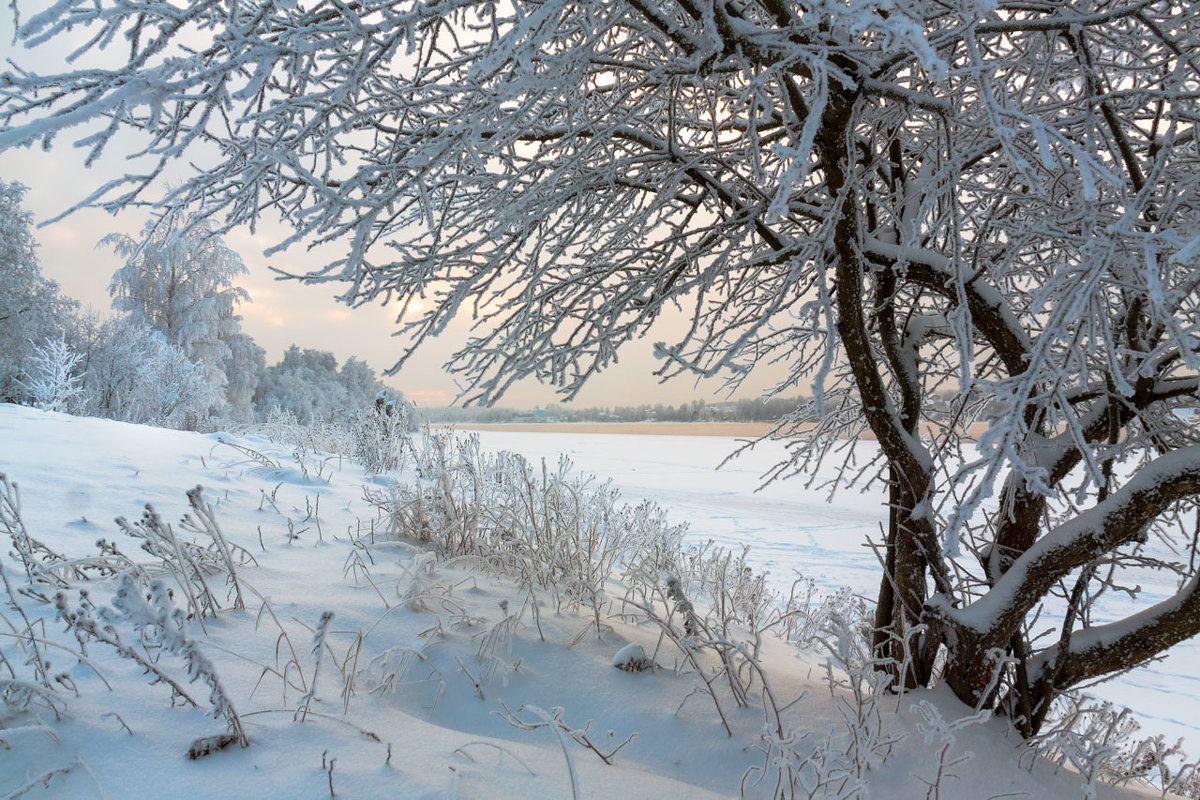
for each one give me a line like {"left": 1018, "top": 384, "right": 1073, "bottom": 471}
{"left": 367, "top": 430, "right": 685, "bottom": 615}
{"left": 247, "top": 391, "right": 415, "bottom": 477}
{"left": 1032, "top": 695, "right": 1200, "bottom": 799}
{"left": 351, "top": 393, "right": 416, "bottom": 474}
{"left": 254, "top": 406, "right": 355, "bottom": 455}
{"left": 676, "top": 541, "right": 776, "bottom": 631}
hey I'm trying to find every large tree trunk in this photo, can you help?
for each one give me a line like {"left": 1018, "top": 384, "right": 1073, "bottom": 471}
{"left": 930, "top": 450, "right": 1200, "bottom": 721}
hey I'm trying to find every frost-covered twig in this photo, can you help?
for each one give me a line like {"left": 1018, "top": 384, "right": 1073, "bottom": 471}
{"left": 115, "top": 503, "right": 221, "bottom": 627}
{"left": 55, "top": 587, "right": 199, "bottom": 709}
{"left": 1, "top": 475, "right": 69, "bottom": 588}
{"left": 495, "top": 701, "right": 637, "bottom": 799}
{"left": 180, "top": 485, "right": 252, "bottom": 610}
{"left": 296, "top": 611, "right": 333, "bottom": 722}
{"left": 59, "top": 574, "right": 248, "bottom": 753}
{"left": 214, "top": 437, "right": 281, "bottom": 472}
{"left": 473, "top": 599, "right": 521, "bottom": 685}
{"left": 2, "top": 762, "right": 73, "bottom": 799}
{"left": 910, "top": 700, "right": 990, "bottom": 800}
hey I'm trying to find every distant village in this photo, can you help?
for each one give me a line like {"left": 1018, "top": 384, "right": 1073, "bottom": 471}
{"left": 421, "top": 396, "right": 804, "bottom": 425}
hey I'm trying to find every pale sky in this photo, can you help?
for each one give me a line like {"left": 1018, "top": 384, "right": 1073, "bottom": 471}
{"left": 0, "top": 144, "right": 785, "bottom": 409}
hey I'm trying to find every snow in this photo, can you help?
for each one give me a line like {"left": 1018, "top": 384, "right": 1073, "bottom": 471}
{"left": 465, "top": 429, "right": 892, "bottom": 597}
{"left": 463, "top": 428, "right": 1200, "bottom": 755}
{"left": 0, "top": 405, "right": 1182, "bottom": 798}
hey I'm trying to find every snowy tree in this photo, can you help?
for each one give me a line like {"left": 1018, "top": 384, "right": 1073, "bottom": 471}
{"left": 104, "top": 211, "right": 252, "bottom": 418}
{"left": 20, "top": 334, "right": 83, "bottom": 413}
{"left": 253, "top": 346, "right": 391, "bottom": 424}
{"left": 4, "top": 0, "right": 1200, "bottom": 736}
{"left": 75, "top": 315, "right": 223, "bottom": 430}
{"left": 0, "top": 180, "right": 74, "bottom": 402}
{"left": 222, "top": 332, "right": 267, "bottom": 425}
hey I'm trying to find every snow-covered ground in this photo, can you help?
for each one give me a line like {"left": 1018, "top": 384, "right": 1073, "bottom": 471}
{"left": 464, "top": 428, "right": 1200, "bottom": 755}
{"left": 0, "top": 405, "right": 1182, "bottom": 798}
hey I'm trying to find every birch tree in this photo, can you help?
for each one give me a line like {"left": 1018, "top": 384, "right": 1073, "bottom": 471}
{"left": 105, "top": 211, "right": 251, "bottom": 418}
{"left": 3, "top": 0, "right": 1200, "bottom": 735}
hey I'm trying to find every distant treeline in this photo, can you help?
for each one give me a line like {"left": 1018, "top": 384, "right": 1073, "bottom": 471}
{"left": 420, "top": 396, "right": 805, "bottom": 424}
{"left": 1, "top": 182, "right": 403, "bottom": 431}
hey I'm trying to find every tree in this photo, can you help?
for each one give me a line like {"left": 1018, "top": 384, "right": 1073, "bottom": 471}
{"left": 20, "top": 334, "right": 83, "bottom": 414}
{"left": 74, "top": 314, "right": 224, "bottom": 429}
{"left": 104, "top": 211, "right": 251, "bottom": 418}
{"left": 0, "top": 180, "right": 74, "bottom": 402}
{"left": 253, "top": 346, "right": 392, "bottom": 424}
{"left": 223, "top": 331, "right": 267, "bottom": 425}
{"left": 3, "top": 0, "right": 1200, "bottom": 736}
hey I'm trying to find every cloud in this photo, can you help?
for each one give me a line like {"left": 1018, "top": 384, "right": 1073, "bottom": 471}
{"left": 239, "top": 304, "right": 287, "bottom": 327}
{"left": 405, "top": 389, "right": 452, "bottom": 407}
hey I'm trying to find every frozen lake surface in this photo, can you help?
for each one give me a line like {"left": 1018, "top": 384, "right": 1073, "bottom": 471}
{"left": 468, "top": 428, "right": 1200, "bottom": 753}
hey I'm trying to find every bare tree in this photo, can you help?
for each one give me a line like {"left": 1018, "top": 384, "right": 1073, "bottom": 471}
{"left": 3, "top": 0, "right": 1200, "bottom": 735}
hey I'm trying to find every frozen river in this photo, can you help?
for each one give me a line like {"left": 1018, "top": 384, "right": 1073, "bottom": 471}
{"left": 467, "top": 427, "right": 1200, "bottom": 754}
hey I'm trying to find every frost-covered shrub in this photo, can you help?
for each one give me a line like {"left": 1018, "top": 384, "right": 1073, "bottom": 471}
{"left": 367, "top": 429, "right": 686, "bottom": 611}
{"left": 1031, "top": 695, "right": 1200, "bottom": 799}
{"left": 351, "top": 393, "right": 416, "bottom": 474}
{"left": 744, "top": 588, "right": 903, "bottom": 800}
{"left": 249, "top": 393, "right": 415, "bottom": 477}
{"left": 674, "top": 541, "right": 776, "bottom": 631}
{"left": 254, "top": 406, "right": 355, "bottom": 454}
